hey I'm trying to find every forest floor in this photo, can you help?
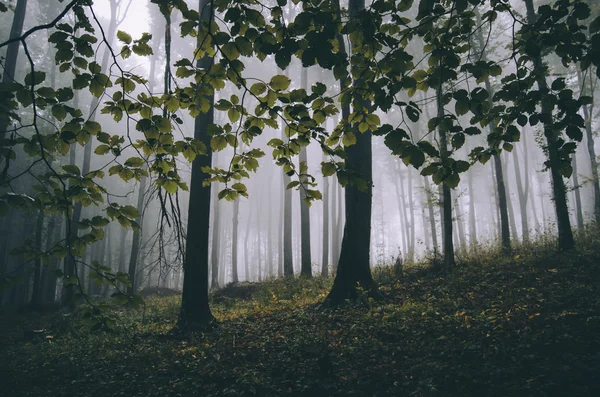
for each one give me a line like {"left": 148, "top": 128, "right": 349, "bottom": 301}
{"left": 2, "top": 230, "right": 600, "bottom": 397}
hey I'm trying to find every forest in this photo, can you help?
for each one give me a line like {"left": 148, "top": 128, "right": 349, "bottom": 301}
{"left": 1, "top": 0, "right": 599, "bottom": 395}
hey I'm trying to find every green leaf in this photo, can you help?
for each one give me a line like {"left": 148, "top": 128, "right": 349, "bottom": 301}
{"left": 52, "top": 104, "right": 67, "bottom": 121}
{"left": 24, "top": 71, "right": 46, "bottom": 86}
{"left": 444, "top": 172, "right": 460, "bottom": 188}
{"left": 120, "top": 205, "right": 140, "bottom": 219}
{"left": 342, "top": 132, "right": 357, "bottom": 146}
{"left": 62, "top": 164, "right": 81, "bottom": 175}
{"left": 94, "top": 145, "right": 111, "bottom": 155}
{"left": 163, "top": 180, "right": 178, "bottom": 194}
{"left": 321, "top": 162, "right": 336, "bottom": 177}
{"left": 250, "top": 82, "right": 267, "bottom": 95}
{"left": 117, "top": 30, "right": 132, "bottom": 44}
{"left": 221, "top": 42, "right": 240, "bottom": 60}
{"left": 270, "top": 75, "right": 291, "bottom": 91}
{"left": 455, "top": 100, "right": 469, "bottom": 116}
{"left": 365, "top": 114, "right": 381, "bottom": 127}
{"left": 454, "top": 160, "right": 470, "bottom": 173}
{"left": 124, "top": 157, "right": 145, "bottom": 167}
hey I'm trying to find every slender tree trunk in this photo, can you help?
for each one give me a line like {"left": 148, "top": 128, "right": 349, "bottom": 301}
{"left": 473, "top": 7, "right": 511, "bottom": 253}
{"left": 392, "top": 165, "right": 407, "bottom": 256}
{"left": 436, "top": 86, "right": 455, "bottom": 271}
{"left": 423, "top": 177, "right": 438, "bottom": 253}
{"left": 244, "top": 206, "right": 252, "bottom": 281}
{"left": 467, "top": 168, "right": 478, "bottom": 250}
{"left": 321, "top": 154, "right": 330, "bottom": 277}
{"left": 127, "top": 175, "right": 147, "bottom": 295}
{"left": 420, "top": 181, "right": 431, "bottom": 250}
{"left": 525, "top": 0, "right": 574, "bottom": 250}
{"left": 513, "top": 138, "right": 530, "bottom": 242}
{"left": 502, "top": 156, "right": 518, "bottom": 240}
{"left": 298, "top": 67, "right": 312, "bottom": 278}
{"left": 282, "top": 125, "right": 294, "bottom": 276}
{"left": 0, "top": 0, "right": 27, "bottom": 135}
{"left": 407, "top": 167, "right": 415, "bottom": 261}
{"left": 63, "top": 1, "right": 120, "bottom": 309}
{"left": 577, "top": 69, "right": 600, "bottom": 223}
{"left": 210, "top": 177, "right": 220, "bottom": 288}
{"left": 231, "top": 196, "right": 239, "bottom": 283}
{"left": 177, "top": 0, "right": 215, "bottom": 331}
{"left": 571, "top": 153, "right": 584, "bottom": 229}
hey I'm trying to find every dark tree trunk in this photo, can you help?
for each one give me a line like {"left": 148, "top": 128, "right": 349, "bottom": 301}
{"left": 321, "top": 154, "right": 330, "bottom": 277}
{"left": 298, "top": 67, "right": 312, "bottom": 277}
{"left": 0, "top": 0, "right": 27, "bottom": 137}
{"left": 177, "top": 0, "right": 215, "bottom": 331}
{"left": 525, "top": 0, "right": 574, "bottom": 250}
{"left": 436, "top": 86, "right": 455, "bottom": 271}
{"left": 494, "top": 154, "right": 512, "bottom": 253}
{"left": 325, "top": 0, "right": 382, "bottom": 305}
{"left": 211, "top": 176, "right": 220, "bottom": 288}
{"left": 474, "top": 7, "right": 511, "bottom": 253}
{"left": 283, "top": 129, "right": 294, "bottom": 277}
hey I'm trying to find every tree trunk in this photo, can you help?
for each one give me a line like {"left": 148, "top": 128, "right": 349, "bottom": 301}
{"left": 298, "top": 67, "right": 312, "bottom": 278}
{"left": 177, "top": 0, "right": 215, "bottom": 331}
{"left": 210, "top": 176, "right": 220, "bottom": 288}
{"left": 244, "top": 206, "right": 252, "bottom": 280}
{"left": 525, "top": 0, "right": 574, "bottom": 250}
{"left": 467, "top": 167, "right": 478, "bottom": 250}
{"left": 321, "top": 154, "right": 330, "bottom": 277}
{"left": 298, "top": 143, "right": 312, "bottom": 277}
{"left": 513, "top": 137, "right": 530, "bottom": 242}
{"left": 283, "top": 131, "right": 294, "bottom": 276}
{"left": 63, "top": 1, "right": 120, "bottom": 309}
{"left": 231, "top": 195, "right": 239, "bottom": 283}
{"left": 325, "top": 0, "right": 382, "bottom": 305}
{"left": 393, "top": 162, "right": 408, "bottom": 257}
{"left": 571, "top": 153, "right": 584, "bottom": 229}
{"left": 0, "top": 0, "right": 27, "bottom": 136}
{"left": 436, "top": 86, "right": 455, "bottom": 271}
{"left": 127, "top": 175, "right": 147, "bottom": 295}
{"left": 577, "top": 69, "right": 600, "bottom": 223}
{"left": 423, "top": 177, "right": 438, "bottom": 253}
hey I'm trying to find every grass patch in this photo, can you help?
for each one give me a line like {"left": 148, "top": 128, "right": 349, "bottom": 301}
{"left": 2, "top": 231, "right": 600, "bottom": 396}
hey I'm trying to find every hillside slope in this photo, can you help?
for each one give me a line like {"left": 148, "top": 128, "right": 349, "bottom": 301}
{"left": 2, "top": 232, "right": 600, "bottom": 397}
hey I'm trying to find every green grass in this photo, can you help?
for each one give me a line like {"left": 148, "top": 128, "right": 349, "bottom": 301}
{"left": 2, "top": 229, "right": 600, "bottom": 396}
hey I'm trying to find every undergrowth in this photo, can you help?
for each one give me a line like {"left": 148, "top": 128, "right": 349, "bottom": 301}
{"left": 1, "top": 229, "right": 600, "bottom": 396}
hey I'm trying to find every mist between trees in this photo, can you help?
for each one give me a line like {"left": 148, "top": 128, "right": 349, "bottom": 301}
{"left": 0, "top": 0, "right": 599, "bottom": 329}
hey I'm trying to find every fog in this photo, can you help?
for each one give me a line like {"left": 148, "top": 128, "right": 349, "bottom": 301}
{"left": 0, "top": 0, "right": 598, "bottom": 307}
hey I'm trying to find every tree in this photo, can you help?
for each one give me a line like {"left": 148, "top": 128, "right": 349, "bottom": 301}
{"left": 298, "top": 66, "right": 312, "bottom": 278}
{"left": 177, "top": 0, "right": 215, "bottom": 331}
{"left": 324, "top": 0, "right": 382, "bottom": 305}
{"left": 474, "top": 7, "right": 511, "bottom": 254}
{"left": 321, "top": 152, "right": 330, "bottom": 277}
{"left": 522, "top": 0, "right": 575, "bottom": 250}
